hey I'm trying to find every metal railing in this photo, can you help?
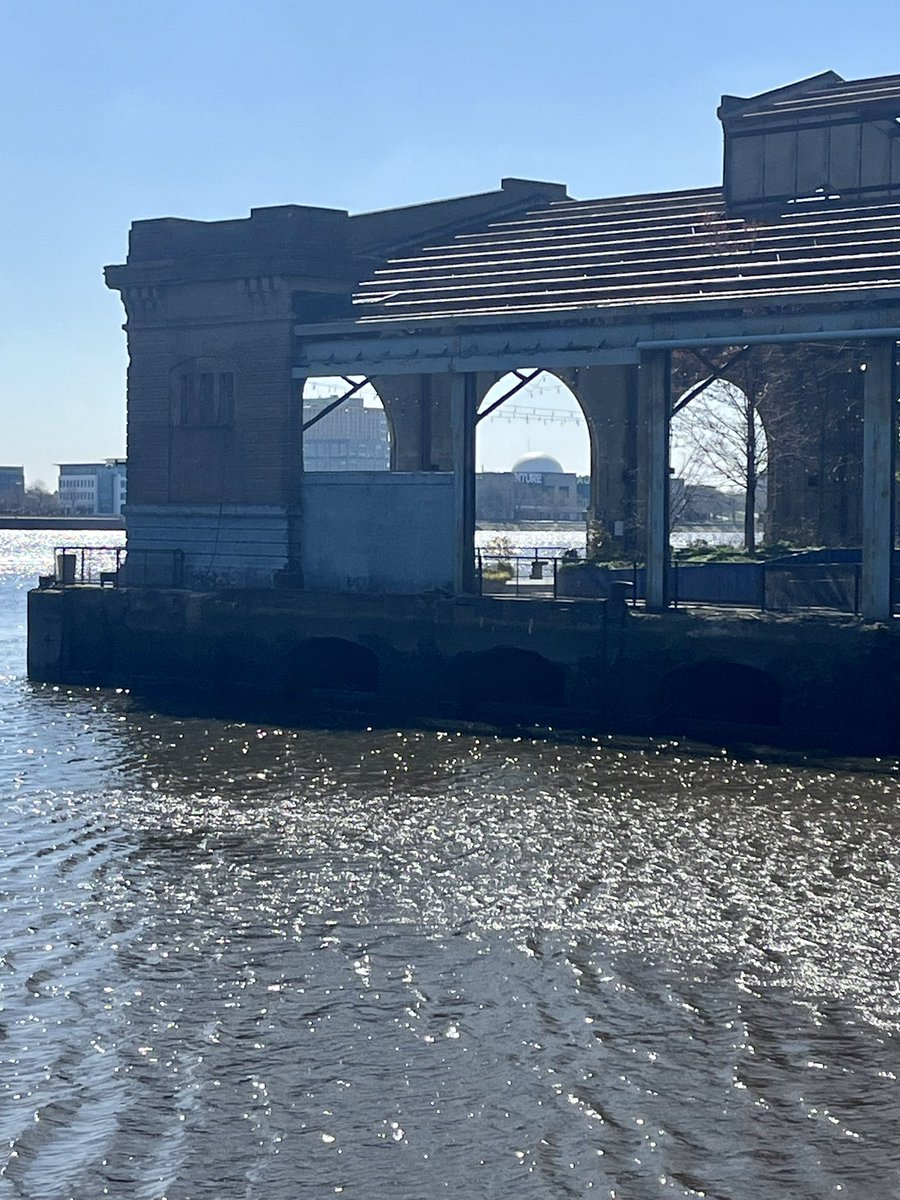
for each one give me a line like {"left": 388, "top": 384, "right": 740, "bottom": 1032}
{"left": 47, "top": 546, "right": 185, "bottom": 589}
{"left": 670, "top": 557, "right": 867, "bottom": 615}
{"left": 480, "top": 550, "right": 885, "bottom": 616}
{"left": 39, "top": 544, "right": 896, "bottom": 616}
{"left": 477, "top": 551, "right": 563, "bottom": 598}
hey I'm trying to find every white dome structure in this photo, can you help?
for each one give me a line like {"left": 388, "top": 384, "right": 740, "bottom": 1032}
{"left": 512, "top": 452, "right": 565, "bottom": 475}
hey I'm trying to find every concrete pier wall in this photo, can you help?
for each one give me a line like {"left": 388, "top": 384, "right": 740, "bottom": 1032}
{"left": 301, "top": 472, "right": 454, "bottom": 593}
{"left": 27, "top": 586, "right": 900, "bottom": 753}
{"left": 126, "top": 504, "right": 290, "bottom": 588}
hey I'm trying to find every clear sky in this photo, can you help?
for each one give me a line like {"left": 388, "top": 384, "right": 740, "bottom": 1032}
{"left": 3, "top": 0, "right": 898, "bottom": 484}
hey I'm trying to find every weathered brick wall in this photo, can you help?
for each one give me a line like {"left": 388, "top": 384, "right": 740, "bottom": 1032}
{"left": 122, "top": 291, "right": 299, "bottom": 508}
{"left": 107, "top": 205, "right": 359, "bottom": 518}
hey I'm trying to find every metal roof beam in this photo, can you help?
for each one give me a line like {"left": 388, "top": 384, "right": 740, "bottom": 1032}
{"left": 301, "top": 376, "right": 370, "bottom": 431}
{"left": 294, "top": 308, "right": 900, "bottom": 377}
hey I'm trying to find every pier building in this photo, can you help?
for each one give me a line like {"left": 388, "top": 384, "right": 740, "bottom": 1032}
{"left": 27, "top": 70, "right": 900, "bottom": 749}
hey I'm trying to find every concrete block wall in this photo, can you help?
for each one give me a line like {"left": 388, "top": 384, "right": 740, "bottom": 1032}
{"left": 127, "top": 504, "right": 290, "bottom": 588}
{"left": 301, "top": 472, "right": 455, "bottom": 593}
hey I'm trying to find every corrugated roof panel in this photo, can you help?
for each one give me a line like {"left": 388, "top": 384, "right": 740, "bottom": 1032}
{"left": 349, "top": 188, "right": 900, "bottom": 325}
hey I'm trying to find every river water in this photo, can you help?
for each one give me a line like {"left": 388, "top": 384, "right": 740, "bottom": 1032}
{"left": 3, "top": 530, "right": 900, "bottom": 1199}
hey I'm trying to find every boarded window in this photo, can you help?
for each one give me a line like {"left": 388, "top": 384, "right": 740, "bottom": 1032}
{"left": 174, "top": 364, "right": 236, "bottom": 425}
{"left": 198, "top": 373, "right": 215, "bottom": 423}
{"left": 218, "top": 372, "right": 235, "bottom": 424}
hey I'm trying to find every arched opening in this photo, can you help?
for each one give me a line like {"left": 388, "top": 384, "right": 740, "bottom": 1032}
{"left": 286, "top": 637, "right": 379, "bottom": 693}
{"left": 454, "top": 646, "right": 566, "bottom": 708}
{"left": 475, "top": 371, "right": 592, "bottom": 575}
{"left": 302, "top": 376, "right": 392, "bottom": 472}
{"left": 670, "top": 343, "right": 866, "bottom": 562}
{"left": 670, "top": 374, "right": 770, "bottom": 555}
{"left": 659, "top": 660, "right": 782, "bottom": 727}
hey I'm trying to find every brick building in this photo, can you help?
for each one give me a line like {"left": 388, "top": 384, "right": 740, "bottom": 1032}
{"left": 103, "top": 71, "right": 900, "bottom": 618}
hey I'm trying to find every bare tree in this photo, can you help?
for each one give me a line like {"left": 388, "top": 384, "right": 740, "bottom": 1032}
{"left": 668, "top": 439, "right": 709, "bottom": 535}
{"left": 672, "top": 343, "right": 866, "bottom": 550}
{"left": 672, "top": 378, "right": 768, "bottom": 552}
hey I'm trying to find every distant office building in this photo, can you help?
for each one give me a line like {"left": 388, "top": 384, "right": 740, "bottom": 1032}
{"left": 476, "top": 453, "right": 587, "bottom": 523}
{"left": 0, "top": 466, "right": 25, "bottom": 511}
{"left": 58, "top": 459, "right": 127, "bottom": 515}
{"left": 303, "top": 394, "right": 390, "bottom": 471}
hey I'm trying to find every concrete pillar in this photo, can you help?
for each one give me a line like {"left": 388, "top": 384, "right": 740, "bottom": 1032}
{"left": 451, "top": 372, "right": 478, "bottom": 594}
{"left": 285, "top": 375, "right": 306, "bottom": 576}
{"left": 374, "top": 373, "right": 460, "bottom": 472}
{"left": 641, "top": 350, "right": 671, "bottom": 610}
{"left": 860, "top": 340, "right": 896, "bottom": 621}
{"left": 565, "top": 364, "right": 639, "bottom": 556}
{"left": 759, "top": 350, "right": 865, "bottom": 548}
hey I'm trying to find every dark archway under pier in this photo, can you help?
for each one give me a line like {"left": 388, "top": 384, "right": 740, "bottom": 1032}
{"left": 454, "top": 645, "right": 567, "bottom": 709}
{"left": 285, "top": 637, "right": 379, "bottom": 694}
{"left": 658, "top": 660, "right": 783, "bottom": 729}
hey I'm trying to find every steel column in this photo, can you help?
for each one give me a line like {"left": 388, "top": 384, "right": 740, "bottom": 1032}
{"left": 860, "top": 340, "right": 897, "bottom": 621}
{"left": 642, "top": 349, "right": 671, "bottom": 611}
{"left": 451, "top": 372, "right": 478, "bottom": 594}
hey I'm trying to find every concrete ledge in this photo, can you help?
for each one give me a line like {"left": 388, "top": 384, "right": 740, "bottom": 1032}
{"left": 26, "top": 585, "right": 900, "bottom": 754}
{"left": 0, "top": 516, "right": 124, "bottom": 531}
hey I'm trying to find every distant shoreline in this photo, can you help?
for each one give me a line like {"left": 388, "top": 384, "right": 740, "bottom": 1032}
{"left": 0, "top": 516, "right": 124, "bottom": 531}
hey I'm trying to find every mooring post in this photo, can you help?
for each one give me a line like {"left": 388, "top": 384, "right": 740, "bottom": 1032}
{"left": 860, "top": 339, "right": 897, "bottom": 622}
{"left": 451, "top": 371, "right": 478, "bottom": 594}
{"left": 641, "top": 349, "right": 671, "bottom": 611}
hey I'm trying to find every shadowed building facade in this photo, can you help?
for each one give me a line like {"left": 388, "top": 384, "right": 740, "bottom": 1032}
{"left": 104, "top": 71, "right": 900, "bottom": 618}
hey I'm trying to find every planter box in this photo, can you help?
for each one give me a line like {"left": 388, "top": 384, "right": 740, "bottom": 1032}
{"left": 481, "top": 576, "right": 511, "bottom": 594}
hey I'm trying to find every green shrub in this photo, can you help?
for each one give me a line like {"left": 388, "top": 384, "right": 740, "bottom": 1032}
{"left": 481, "top": 535, "right": 514, "bottom": 580}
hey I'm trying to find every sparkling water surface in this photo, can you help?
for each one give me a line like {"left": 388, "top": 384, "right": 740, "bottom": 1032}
{"left": 2, "top": 531, "right": 900, "bottom": 1199}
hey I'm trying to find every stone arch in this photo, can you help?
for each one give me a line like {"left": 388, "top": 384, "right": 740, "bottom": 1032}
{"left": 301, "top": 376, "right": 392, "bottom": 472}
{"left": 671, "top": 343, "right": 865, "bottom": 548}
{"left": 659, "top": 659, "right": 782, "bottom": 727}
{"left": 753, "top": 345, "right": 865, "bottom": 548}
{"left": 454, "top": 645, "right": 566, "bottom": 707}
{"left": 482, "top": 364, "right": 639, "bottom": 558}
{"left": 286, "top": 637, "right": 379, "bottom": 693}
{"left": 474, "top": 368, "right": 592, "bottom": 528}
{"left": 372, "top": 372, "right": 504, "bottom": 473}
{"left": 669, "top": 370, "right": 771, "bottom": 550}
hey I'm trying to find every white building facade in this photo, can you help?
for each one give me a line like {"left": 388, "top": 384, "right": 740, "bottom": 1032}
{"left": 58, "top": 459, "right": 127, "bottom": 515}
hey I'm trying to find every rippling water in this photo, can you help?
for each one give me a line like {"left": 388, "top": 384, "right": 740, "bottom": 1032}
{"left": 3, "top": 531, "right": 900, "bottom": 1198}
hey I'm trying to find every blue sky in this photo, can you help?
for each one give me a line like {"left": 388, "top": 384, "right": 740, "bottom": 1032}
{"left": 2, "top": 0, "right": 898, "bottom": 483}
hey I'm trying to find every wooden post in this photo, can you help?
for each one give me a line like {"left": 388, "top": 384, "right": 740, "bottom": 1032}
{"left": 860, "top": 340, "right": 896, "bottom": 621}
{"left": 451, "top": 372, "right": 477, "bottom": 594}
{"left": 642, "top": 349, "right": 671, "bottom": 610}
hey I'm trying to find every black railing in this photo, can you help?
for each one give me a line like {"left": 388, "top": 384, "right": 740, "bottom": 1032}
{"left": 47, "top": 547, "right": 185, "bottom": 589}
{"left": 760, "top": 561, "right": 863, "bottom": 615}
{"left": 480, "top": 550, "right": 885, "bottom": 616}
{"left": 477, "top": 552, "right": 562, "bottom": 598}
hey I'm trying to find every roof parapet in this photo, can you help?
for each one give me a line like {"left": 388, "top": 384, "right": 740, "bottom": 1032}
{"left": 720, "top": 71, "right": 900, "bottom": 212}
